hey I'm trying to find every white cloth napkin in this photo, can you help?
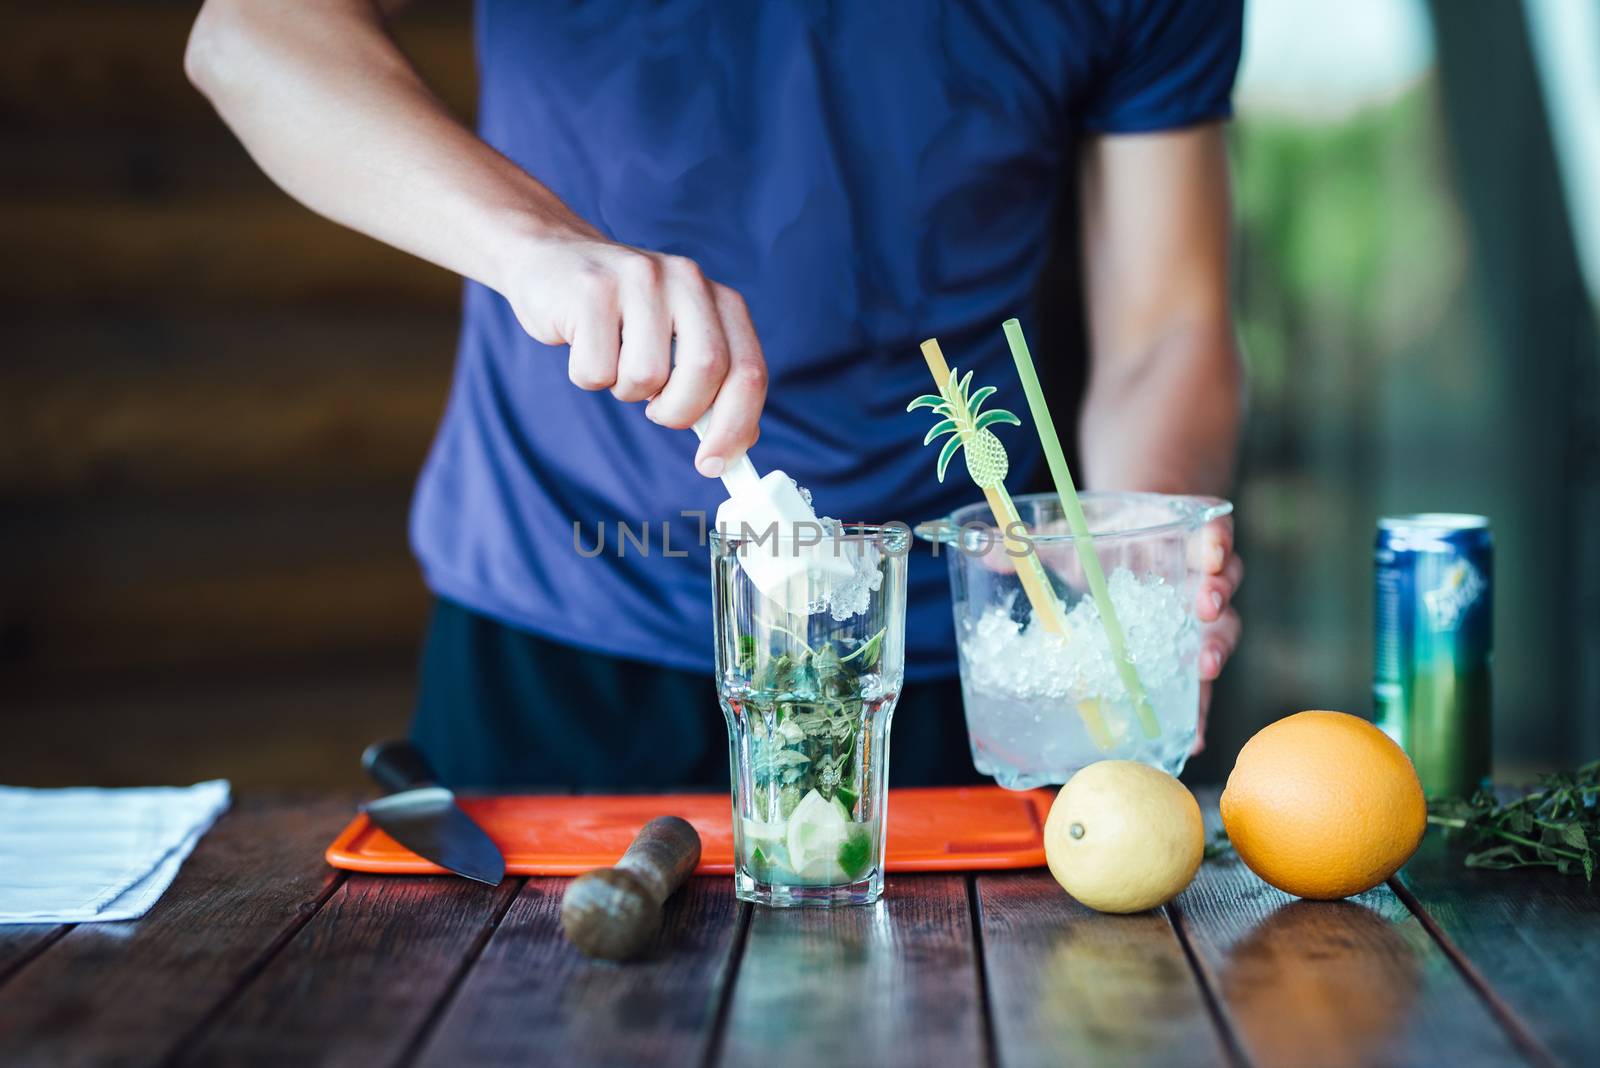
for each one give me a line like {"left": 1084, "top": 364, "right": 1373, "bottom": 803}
{"left": 0, "top": 780, "right": 231, "bottom": 924}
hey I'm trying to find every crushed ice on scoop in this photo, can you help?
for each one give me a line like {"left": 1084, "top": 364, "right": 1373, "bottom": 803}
{"left": 812, "top": 516, "right": 882, "bottom": 621}
{"left": 793, "top": 486, "right": 880, "bottom": 621}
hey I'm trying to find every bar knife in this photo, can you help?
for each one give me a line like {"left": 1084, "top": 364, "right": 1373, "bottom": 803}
{"left": 361, "top": 740, "right": 506, "bottom": 885}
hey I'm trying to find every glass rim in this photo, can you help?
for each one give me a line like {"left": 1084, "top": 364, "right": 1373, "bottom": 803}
{"left": 1376, "top": 512, "right": 1489, "bottom": 531}
{"left": 919, "top": 490, "right": 1232, "bottom": 546}
{"left": 709, "top": 521, "right": 911, "bottom": 550}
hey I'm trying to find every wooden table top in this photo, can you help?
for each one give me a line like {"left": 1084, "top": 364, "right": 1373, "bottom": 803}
{"left": 1, "top": 791, "right": 1595, "bottom": 1068}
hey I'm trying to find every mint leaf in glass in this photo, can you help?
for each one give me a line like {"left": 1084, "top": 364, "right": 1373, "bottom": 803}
{"left": 837, "top": 830, "right": 872, "bottom": 880}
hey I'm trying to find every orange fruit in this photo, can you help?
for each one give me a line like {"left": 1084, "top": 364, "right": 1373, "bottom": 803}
{"left": 1220, "top": 710, "right": 1426, "bottom": 900}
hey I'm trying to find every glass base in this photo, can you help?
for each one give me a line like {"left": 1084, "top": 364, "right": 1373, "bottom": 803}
{"left": 734, "top": 868, "right": 884, "bottom": 907}
{"left": 970, "top": 729, "right": 1196, "bottom": 790}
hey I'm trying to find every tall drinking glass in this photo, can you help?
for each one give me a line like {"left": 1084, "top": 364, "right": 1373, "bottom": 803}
{"left": 711, "top": 524, "right": 907, "bottom": 907}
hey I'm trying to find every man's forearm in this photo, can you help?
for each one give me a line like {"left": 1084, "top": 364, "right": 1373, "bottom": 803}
{"left": 185, "top": 0, "right": 583, "bottom": 294}
{"left": 185, "top": 0, "right": 771, "bottom": 463}
{"left": 1077, "top": 325, "right": 1242, "bottom": 497}
{"left": 1075, "top": 125, "right": 1239, "bottom": 497}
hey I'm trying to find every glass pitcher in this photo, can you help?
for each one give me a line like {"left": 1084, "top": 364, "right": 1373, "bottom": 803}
{"left": 917, "top": 492, "right": 1232, "bottom": 789}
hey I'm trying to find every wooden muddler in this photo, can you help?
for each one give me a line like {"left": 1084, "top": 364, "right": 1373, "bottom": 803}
{"left": 560, "top": 816, "right": 702, "bottom": 961}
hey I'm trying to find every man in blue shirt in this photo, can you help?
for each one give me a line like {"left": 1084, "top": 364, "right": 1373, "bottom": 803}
{"left": 187, "top": 0, "right": 1245, "bottom": 788}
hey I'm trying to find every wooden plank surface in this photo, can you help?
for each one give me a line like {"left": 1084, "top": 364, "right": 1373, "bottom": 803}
{"left": 1177, "top": 799, "right": 1527, "bottom": 1068}
{"left": 416, "top": 877, "right": 745, "bottom": 1067}
{"left": 977, "top": 870, "right": 1230, "bottom": 1068}
{"left": 0, "top": 795, "right": 352, "bottom": 1068}
{"left": 0, "top": 928, "right": 68, "bottom": 989}
{"left": 5, "top": 790, "right": 1595, "bottom": 1068}
{"left": 716, "top": 875, "right": 986, "bottom": 1068}
{"left": 1396, "top": 828, "right": 1591, "bottom": 1066}
{"left": 173, "top": 874, "right": 519, "bottom": 1066}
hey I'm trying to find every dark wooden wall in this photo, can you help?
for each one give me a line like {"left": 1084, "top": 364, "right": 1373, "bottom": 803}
{"left": 1427, "top": 0, "right": 1600, "bottom": 762}
{"left": 2, "top": 3, "right": 477, "bottom": 786}
{"left": 9, "top": 4, "right": 1590, "bottom": 790}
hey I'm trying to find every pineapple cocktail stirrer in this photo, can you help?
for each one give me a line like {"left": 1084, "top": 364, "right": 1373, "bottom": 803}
{"left": 912, "top": 340, "right": 1056, "bottom": 631}
{"left": 913, "top": 338, "right": 1113, "bottom": 751}
{"left": 1001, "top": 319, "right": 1160, "bottom": 740}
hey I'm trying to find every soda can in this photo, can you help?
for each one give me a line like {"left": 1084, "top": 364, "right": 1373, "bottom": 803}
{"left": 1374, "top": 514, "right": 1493, "bottom": 798}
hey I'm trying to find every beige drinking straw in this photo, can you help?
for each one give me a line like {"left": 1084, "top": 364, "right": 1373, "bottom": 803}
{"left": 1001, "top": 319, "right": 1160, "bottom": 740}
{"left": 916, "top": 338, "right": 1113, "bottom": 750}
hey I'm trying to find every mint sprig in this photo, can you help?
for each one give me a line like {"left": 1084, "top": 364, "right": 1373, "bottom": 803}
{"left": 1428, "top": 760, "right": 1599, "bottom": 881}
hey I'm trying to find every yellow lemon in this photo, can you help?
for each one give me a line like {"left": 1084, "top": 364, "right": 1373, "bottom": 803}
{"left": 1220, "top": 710, "right": 1426, "bottom": 900}
{"left": 1044, "top": 760, "right": 1204, "bottom": 913}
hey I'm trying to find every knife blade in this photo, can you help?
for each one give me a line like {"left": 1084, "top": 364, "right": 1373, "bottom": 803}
{"left": 361, "top": 740, "right": 506, "bottom": 885}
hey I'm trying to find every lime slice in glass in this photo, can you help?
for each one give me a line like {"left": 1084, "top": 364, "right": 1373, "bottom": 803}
{"left": 786, "top": 789, "right": 851, "bottom": 879}
{"left": 743, "top": 816, "right": 786, "bottom": 848}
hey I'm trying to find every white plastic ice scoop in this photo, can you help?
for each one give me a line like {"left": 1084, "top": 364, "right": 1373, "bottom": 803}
{"left": 692, "top": 416, "right": 854, "bottom": 611}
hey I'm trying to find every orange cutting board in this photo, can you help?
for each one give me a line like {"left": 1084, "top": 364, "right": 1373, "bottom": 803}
{"left": 325, "top": 787, "right": 1053, "bottom": 875}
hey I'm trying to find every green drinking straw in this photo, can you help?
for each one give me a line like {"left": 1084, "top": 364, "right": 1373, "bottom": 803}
{"left": 1001, "top": 318, "right": 1161, "bottom": 740}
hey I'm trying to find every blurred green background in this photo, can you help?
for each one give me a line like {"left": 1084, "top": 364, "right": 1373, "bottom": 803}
{"left": 2, "top": 0, "right": 1596, "bottom": 787}
{"left": 1190, "top": 0, "right": 1600, "bottom": 782}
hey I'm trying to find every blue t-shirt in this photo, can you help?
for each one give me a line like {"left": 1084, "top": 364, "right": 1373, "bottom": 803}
{"left": 411, "top": 0, "right": 1242, "bottom": 680}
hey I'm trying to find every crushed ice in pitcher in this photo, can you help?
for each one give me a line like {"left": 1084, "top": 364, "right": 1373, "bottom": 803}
{"left": 958, "top": 568, "right": 1199, "bottom": 786}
